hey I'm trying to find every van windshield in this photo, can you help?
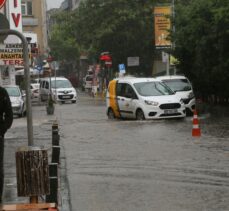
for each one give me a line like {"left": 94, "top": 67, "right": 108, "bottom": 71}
{"left": 162, "top": 79, "right": 191, "bottom": 92}
{"left": 134, "top": 81, "right": 174, "bottom": 96}
{"left": 51, "top": 80, "right": 72, "bottom": 88}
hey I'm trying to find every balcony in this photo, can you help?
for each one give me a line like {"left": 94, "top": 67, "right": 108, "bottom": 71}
{"left": 22, "top": 17, "right": 38, "bottom": 26}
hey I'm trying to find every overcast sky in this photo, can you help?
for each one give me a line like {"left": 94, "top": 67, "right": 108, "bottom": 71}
{"left": 46, "top": 0, "right": 64, "bottom": 10}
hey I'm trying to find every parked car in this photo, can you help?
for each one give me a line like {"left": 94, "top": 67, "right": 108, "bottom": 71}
{"left": 83, "top": 75, "right": 93, "bottom": 90}
{"left": 106, "top": 77, "right": 186, "bottom": 120}
{"left": 3, "top": 85, "right": 26, "bottom": 117}
{"left": 30, "top": 83, "right": 40, "bottom": 99}
{"left": 156, "top": 75, "right": 195, "bottom": 115}
{"left": 39, "top": 77, "right": 77, "bottom": 103}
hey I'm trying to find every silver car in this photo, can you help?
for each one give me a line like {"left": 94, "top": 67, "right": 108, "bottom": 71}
{"left": 4, "top": 85, "right": 26, "bottom": 117}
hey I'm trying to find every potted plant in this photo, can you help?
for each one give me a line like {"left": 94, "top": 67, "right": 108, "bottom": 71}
{"left": 46, "top": 94, "right": 55, "bottom": 115}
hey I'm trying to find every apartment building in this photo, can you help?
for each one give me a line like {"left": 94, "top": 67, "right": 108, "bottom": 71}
{"left": 22, "top": 0, "right": 48, "bottom": 56}
{"left": 1, "top": 0, "right": 48, "bottom": 57}
{"left": 60, "top": 0, "right": 82, "bottom": 11}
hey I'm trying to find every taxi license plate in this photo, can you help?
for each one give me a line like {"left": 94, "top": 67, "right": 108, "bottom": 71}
{"left": 164, "top": 109, "right": 177, "bottom": 114}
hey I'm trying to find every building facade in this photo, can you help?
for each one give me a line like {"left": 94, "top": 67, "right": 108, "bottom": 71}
{"left": 22, "top": 0, "right": 48, "bottom": 56}
{"left": 59, "top": 0, "right": 82, "bottom": 11}
{"left": 0, "top": 0, "right": 48, "bottom": 57}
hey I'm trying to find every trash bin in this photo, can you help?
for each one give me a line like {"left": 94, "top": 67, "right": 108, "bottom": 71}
{"left": 15, "top": 146, "right": 50, "bottom": 197}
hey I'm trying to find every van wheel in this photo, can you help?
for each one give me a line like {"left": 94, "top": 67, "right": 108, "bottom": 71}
{"left": 136, "top": 109, "right": 145, "bottom": 120}
{"left": 72, "top": 100, "right": 76, "bottom": 103}
{"left": 108, "top": 108, "right": 115, "bottom": 119}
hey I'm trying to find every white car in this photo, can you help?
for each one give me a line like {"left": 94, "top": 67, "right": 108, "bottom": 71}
{"left": 39, "top": 77, "right": 77, "bottom": 103}
{"left": 30, "top": 83, "right": 40, "bottom": 99}
{"left": 106, "top": 77, "right": 186, "bottom": 120}
{"left": 156, "top": 75, "right": 196, "bottom": 115}
{"left": 4, "top": 85, "right": 26, "bottom": 117}
{"left": 83, "top": 75, "right": 93, "bottom": 90}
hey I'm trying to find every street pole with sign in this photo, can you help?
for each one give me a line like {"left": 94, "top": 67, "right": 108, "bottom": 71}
{"left": 0, "top": 29, "right": 34, "bottom": 146}
{"left": 51, "top": 61, "right": 59, "bottom": 100}
{"left": 100, "top": 52, "right": 112, "bottom": 88}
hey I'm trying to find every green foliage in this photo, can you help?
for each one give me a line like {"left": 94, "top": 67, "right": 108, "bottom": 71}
{"left": 47, "top": 94, "right": 55, "bottom": 108}
{"left": 172, "top": 0, "right": 229, "bottom": 98}
{"left": 49, "top": 11, "right": 80, "bottom": 61}
{"left": 48, "top": 0, "right": 229, "bottom": 99}
{"left": 49, "top": 0, "right": 158, "bottom": 76}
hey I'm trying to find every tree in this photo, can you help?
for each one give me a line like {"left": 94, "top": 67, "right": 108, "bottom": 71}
{"left": 48, "top": 11, "right": 80, "bottom": 61}
{"left": 172, "top": 0, "right": 229, "bottom": 102}
{"left": 71, "top": 0, "right": 157, "bottom": 76}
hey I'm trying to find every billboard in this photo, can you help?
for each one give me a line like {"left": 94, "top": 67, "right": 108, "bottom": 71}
{"left": 154, "top": 6, "right": 172, "bottom": 49}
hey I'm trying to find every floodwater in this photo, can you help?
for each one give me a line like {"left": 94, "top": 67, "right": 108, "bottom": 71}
{"left": 5, "top": 95, "right": 229, "bottom": 211}
{"left": 56, "top": 95, "right": 229, "bottom": 211}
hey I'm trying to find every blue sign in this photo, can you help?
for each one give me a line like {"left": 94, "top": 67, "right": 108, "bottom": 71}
{"left": 119, "top": 64, "right": 126, "bottom": 73}
{"left": 35, "top": 65, "right": 43, "bottom": 72}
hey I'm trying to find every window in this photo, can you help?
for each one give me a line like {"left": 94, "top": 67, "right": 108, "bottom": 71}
{"left": 134, "top": 81, "right": 174, "bottom": 96}
{"left": 162, "top": 79, "right": 191, "bottom": 92}
{"left": 124, "top": 84, "right": 136, "bottom": 98}
{"left": 21, "top": 1, "right": 32, "bottom": 16}
{"left": 116, "top": 83, "right": 125, "bottom": 97}
{"left": 5, "top": 87, "right": 21, "bottom": 97}
{"left": 44, "top": 81, "right": 49, "bottom": 89}
{"left": 116, "top": 83, "right": 137, "bottom": 98}
{"left": 51, "top": 80, "right": 72, "bottom": 89}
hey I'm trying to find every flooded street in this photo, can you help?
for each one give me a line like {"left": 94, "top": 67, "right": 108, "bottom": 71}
{"left": 56, "top": 95, "right": 229, "bottom": 211}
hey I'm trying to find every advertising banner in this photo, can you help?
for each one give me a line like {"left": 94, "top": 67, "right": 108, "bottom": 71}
{"left": 154, "top": 6, "right": 172, "bottom": 49}
{"left": 0, "top": 43, "right": 31, "bottom": 65}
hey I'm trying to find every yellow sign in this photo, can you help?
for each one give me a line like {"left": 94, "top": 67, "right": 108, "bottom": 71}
{"left": 154, "top": 6, "right": 172, "bottom": 48}
{"left": 0, "top": 53, "right": 31, "bottom": 59}
{"left": 0, "top": 53, "right": 24, "bottom": 59}
{"left": 0, "top": 44, "right": 32, "bottom": 66}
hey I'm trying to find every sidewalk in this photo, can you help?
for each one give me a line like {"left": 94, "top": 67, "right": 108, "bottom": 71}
{"left": 2, "top": 103, "right": 70, "bottom": 211}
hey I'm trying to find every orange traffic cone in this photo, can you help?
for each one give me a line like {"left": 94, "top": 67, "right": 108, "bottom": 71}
{"left": 192, "top": 109, "right": 201, "bottom": 137}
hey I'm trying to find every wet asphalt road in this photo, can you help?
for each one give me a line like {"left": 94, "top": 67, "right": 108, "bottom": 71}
{"left": 4, "top": 93, "right": 229, "bottom": 211}
{"left": 55, "top": 94, "right": 229, "bottom": 211}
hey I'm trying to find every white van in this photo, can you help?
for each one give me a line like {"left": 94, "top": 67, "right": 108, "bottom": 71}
{"left": 106, "top": 77, "right": 186, "bottom": 120}
{"left": 39, "top": 77, "right": 77, "bottom": 103}
{"left": 83, "top": 75, "right": 93, "bottom": 90}
{"left": 156, "top": 75, "right": 195, "bottom": 115}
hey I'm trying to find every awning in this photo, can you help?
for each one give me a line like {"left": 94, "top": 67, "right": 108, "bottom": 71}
{"left": 15, "top": 68, "right": 42, "bottom": 76}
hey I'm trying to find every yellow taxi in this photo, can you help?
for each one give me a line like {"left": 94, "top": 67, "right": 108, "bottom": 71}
{"left": 106, "top": 77, "right": 186, "bottom": 120}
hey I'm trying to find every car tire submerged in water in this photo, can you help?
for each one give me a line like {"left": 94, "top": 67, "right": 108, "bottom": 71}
{"left": 136, "top": 109, "right": 145, "bottom": 120}
{"left": 108, "top": 108, "right": 115, "bottom": 119}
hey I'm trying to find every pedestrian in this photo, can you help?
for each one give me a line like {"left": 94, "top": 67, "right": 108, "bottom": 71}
{"left": 0, "top": 86, "right": 13, "bottom": 203}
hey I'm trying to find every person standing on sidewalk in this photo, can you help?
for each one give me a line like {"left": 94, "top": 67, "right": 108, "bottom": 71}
{"left": 0, "top": 86, "right": 13, "bottom": 203}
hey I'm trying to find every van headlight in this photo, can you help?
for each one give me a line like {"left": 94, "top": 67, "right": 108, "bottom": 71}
{"left": 180, "top": 99, "right": 184, "bottom": 104}
{"left": 145, "top": 100, "right": 159, "bottom": 106}
{"left": 188, "top": 92, "right": 194, "bottom": 99}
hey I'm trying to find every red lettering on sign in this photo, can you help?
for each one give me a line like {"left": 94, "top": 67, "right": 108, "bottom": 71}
{"left": 11, "top": 13, "right": 21, "bottom": 27}
{"left": 0, "top": 0, "right": 6, "bottom": 9}
{"left": 14, "top": 0, "right": 18, "bottom": 7}
{"left": 2, "top": 60, "right": 24, "bottom": 65}
{"left": 2, "top": 60, "right": 8, "bottom": 65}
